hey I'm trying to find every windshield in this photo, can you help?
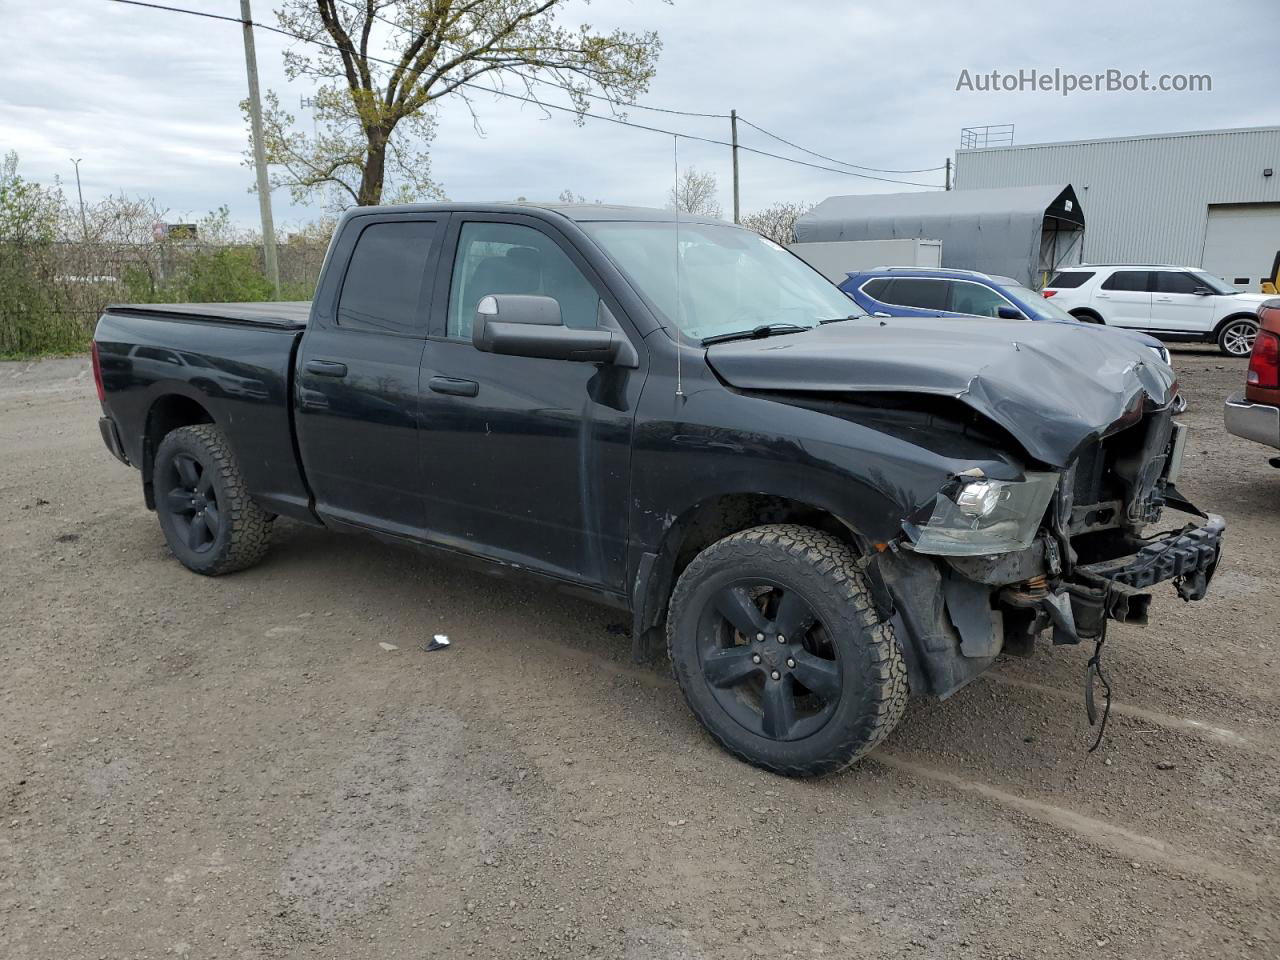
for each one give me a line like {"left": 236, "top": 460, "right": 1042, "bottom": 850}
{"left": 1190, "top": 270, "right": 1238, "bottom": 295}
{"left": 581, "top": 220, "right": 863, "bottom": 340}
{"left": 1005, "top": 283, "right": 1079, "bottom": 323}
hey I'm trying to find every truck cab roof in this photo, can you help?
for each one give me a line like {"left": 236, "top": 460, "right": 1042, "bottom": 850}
{"left": 342, "top": 201, "right": 730, "bottom": 227}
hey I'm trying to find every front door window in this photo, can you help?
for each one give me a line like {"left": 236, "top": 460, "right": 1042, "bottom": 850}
{"left": 446, "top": 222, "right": 599, "bottom": 338}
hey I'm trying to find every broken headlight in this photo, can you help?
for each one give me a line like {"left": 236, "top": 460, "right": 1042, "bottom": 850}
{"left": 911, "top": 472, "right": 1059, "bottom": 556}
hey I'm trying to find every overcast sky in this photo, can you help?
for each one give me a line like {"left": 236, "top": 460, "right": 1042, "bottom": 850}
{"left": 3, "top": 0, "right": 1277, "bottom": 231}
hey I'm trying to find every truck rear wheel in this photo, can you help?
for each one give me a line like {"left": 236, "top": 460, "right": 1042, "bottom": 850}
{"left": 666, "top": 524, "right": 908, "bottom": 777}
{"left": 154, "top": 424, "right": 271, "bottom": 576}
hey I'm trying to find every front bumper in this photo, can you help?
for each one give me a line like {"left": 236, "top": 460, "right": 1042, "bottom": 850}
{"left": 1224, "top": 392, "right": 1280, "bottom": 450}
{"left": 1064, "top": 514, "right": 1226, "bottom": 641}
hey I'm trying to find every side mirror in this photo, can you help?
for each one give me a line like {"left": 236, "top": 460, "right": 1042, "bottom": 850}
{"left": 1193, "top": 287, "right": 1214, "bottom": 296}
{"left": 996, "top": 305, "right": 1025, "bottom": 320}
{"left": 472, "top": 294, "right": 627, "bottom": 364}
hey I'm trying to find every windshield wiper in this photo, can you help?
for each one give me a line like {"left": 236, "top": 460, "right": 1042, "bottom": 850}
{"left": 818, "top": 314, "right": 865, "bottom": 325}
{"left": 701, "top": 323, "right": 812, "bottom": 346}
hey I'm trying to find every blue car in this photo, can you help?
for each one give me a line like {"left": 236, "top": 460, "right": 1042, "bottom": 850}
{"left": 840, "top": 267, "right": 1175, "bottom": 368}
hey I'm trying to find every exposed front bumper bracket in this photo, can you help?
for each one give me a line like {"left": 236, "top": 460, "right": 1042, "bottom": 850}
{"left": 1062, "top": 514, "right": 1225, "bottom": 641}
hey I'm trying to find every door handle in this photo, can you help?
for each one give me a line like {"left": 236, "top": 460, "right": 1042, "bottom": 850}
{"left": 429, "top": 376, "right": 479, "bottom": 397}
{"left": 305, "top": 359, "right": 347, "bottom": 377}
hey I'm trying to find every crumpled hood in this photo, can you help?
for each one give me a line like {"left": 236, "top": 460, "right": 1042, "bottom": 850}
{"left": 704, "top": 317, "right": 1176, "bottom": 467}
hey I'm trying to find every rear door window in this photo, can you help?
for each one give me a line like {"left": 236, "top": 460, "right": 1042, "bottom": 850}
{"left": 1047, "top": 271, "right": 1094, "bottom": 288}
{"left": 1100, "top": 270, "right": 1150, "bottom": 292}
{"left": 337, "top": 220, "right": 440, "bottom": 335}
{"left": 879, "top": 278, "right": 948, "bottom": 311}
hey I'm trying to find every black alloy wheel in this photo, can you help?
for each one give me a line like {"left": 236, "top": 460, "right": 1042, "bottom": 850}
{"left": 667, "top": 525, "right": 909, "bottom": 777}
{"left": 698, "top": 579, "right": 843, "bottom": 741}
{"left": 163, "top": 451, "right": 222, "bottom": 554}
{"left": 153, "top": 424, "right": 272, "bottom": 575}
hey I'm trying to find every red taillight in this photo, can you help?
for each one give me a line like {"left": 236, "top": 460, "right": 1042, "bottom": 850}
{"left": 1247, "top": 330, "right": 1280, "bottom": 389}
{"left": 1042, "top": 289, "right": 1057, "bottom": 298}
{"left": 91, "top": 341, "right": 106, "bottom": 404}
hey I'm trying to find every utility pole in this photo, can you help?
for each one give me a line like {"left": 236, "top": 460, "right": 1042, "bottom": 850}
{"left": 240, "top": 0, "right": 281, "bottom": 298}
{"left": 945, "top": 157, "right": 952, "bottom": 191}
{"left": 730, "top": 109, "right": 740, "bottom": 224}
{"left": 70, "top": 158, "right": 88, "bottom": 241}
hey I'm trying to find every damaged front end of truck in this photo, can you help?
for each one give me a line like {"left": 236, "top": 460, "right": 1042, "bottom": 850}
{"left": 876, "top": 408, "right": 1223, "bottom": 700}
{"left": 706, "top": 318, "right": 1225, "bottom": 703}
{"left": 867, "top": 356, "right": 1223, "bottom": 702}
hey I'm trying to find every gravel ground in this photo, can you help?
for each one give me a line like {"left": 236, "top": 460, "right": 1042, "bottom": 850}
{"left": 1, "top": 347, "right": 1277, "bottom": 959}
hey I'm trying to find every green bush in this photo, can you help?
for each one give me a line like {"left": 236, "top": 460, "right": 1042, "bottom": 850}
{"left": 0, "top": 154, "right": 324, "bottom": 359}
{"left": 142, "top": 247, "right": 277, "bottom": 305}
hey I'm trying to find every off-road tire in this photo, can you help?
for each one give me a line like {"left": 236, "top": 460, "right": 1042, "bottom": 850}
{"left": 154, "top": 424, "right": 271, "bottom": 576}
{"left": 666, "top": 524, "right": 909, "bottom": 777}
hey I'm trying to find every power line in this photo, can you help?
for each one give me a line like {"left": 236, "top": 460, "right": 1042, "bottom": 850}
{"left": 328, "top": 0, "right": 941, "bottom": 178}
{"left": 103, "top": 0, "right": 944, "bottom": 188}
{"left": 329, "top": 0, "right": 728, "bottom": 119}
{"left": 737, "top": 116, "right": 947, "bottom": 174}
{"left": 106, "top": 0, "right": 242, "bottom": 24}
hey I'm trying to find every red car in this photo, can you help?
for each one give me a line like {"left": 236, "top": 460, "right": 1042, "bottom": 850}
{"left": 1224, "top": 298, "right": 1280, "bottom": 465}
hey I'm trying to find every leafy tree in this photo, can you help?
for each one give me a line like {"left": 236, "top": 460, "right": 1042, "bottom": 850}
{"left": 740, "top": 201, "right": 813, "bottom": 246}
{"left": 252, "top": 1, "right": 663, "bottom": 208}
{"left": 0, "top": 152, "right": 65, "bottom": 355}
{"left": 666, "top": 167, "right": 721, "bottom": 218}
{"left": 0, "top": 151, "right": 62, "bottom": 245}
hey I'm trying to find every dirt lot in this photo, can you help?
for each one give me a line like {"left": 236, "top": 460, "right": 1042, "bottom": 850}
{"left": 1, "top": 347, "right": 1277, "bottom": 959}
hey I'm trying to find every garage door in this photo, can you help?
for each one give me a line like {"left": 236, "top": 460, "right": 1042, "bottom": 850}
{"left": 1201, "top": 203, "right": 1280, "bottom": 292}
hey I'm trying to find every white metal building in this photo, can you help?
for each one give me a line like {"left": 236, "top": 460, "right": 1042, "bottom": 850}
{"left": 953, "top": 126, "right": 1280, "bottom": 291}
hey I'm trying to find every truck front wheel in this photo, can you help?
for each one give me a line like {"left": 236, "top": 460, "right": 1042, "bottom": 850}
{"left": 154, "top": 424, "right": 272, "bottom": 576}
{"left": 666, "top": 524, "right": 908, "bottom": 777}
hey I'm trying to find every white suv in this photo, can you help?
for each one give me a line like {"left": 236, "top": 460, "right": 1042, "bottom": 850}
{"left": 1043, "top": 265, "right": 1269, "bottom": 357}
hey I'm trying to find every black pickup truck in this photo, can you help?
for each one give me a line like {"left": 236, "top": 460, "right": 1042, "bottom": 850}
{"left": 93, "top": 202, "right": 1224, "bottom": 776}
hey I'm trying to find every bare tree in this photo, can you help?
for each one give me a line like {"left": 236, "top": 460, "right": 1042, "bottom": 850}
{"left": 557, "top": 188, "right": 603, "bottom": 204}
{"left": 666, "top": 167, "right": 722, "bottom": 218}
{"left": 250, "top": 1, "right": 663, "bottom": 208}
{"left": 739, "top": 201, "right": 813, "bottom": 246}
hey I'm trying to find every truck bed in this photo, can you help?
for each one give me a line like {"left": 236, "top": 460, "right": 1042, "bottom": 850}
{"left": 103, "top": 301, "right": 311, "bottom": 329}
{"left": 95, "top": 303, "right": 313, "bottom": 523}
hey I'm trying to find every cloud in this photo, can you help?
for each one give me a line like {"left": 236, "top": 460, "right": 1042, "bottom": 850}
{"left": 2, "top": 0, "right": 1275, "bottom": 228}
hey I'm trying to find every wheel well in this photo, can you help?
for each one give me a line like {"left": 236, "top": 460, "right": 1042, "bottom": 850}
{"left": 1070, "top": 308, "right": 1103, "bottom": 323}
{"left": 141, "top": 394, "right": 215, "bottom": 508}
{"left": 632, "top": 494, "right": 863, "bottom": 656}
